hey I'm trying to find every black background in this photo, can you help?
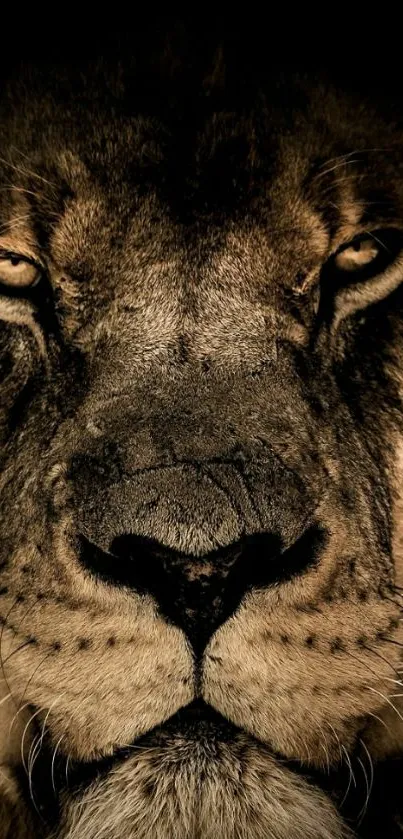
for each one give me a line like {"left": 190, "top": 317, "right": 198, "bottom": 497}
{"left": 0, "top": 10, "right": 402, "bottom": 96}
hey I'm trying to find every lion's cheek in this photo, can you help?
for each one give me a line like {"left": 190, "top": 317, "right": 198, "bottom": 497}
{"left": 203, "top": 598, "right": 403, "bottom": 766}
{"left": 3, "top": 619, "right": 194, "bottom": 762}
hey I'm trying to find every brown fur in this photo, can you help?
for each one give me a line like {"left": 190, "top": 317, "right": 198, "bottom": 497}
{"left": 1, "top": 35, "right": 403, "bottom": 838}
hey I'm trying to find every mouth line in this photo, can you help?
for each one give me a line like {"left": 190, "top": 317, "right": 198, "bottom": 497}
{"left": 70, "top": 699, "right": 242, "bottom": 779}
{"left": 23, "top": 699, "right": 245, "bottom": 827}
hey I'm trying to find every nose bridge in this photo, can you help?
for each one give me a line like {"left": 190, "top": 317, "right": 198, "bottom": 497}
{"left": 69, "top": 314, "right": 318, "bottom": 557}
{"left": 190, "top": 283, "right": 276, "bottom": 366}
{"left": 80, "top": 337, "right": 312, "bottom": 488}
{"left": 88, "top": 364, "right": 236, "bottom": 433}
{"left": 84, "top": 367, "right": 261, "bottom": 468}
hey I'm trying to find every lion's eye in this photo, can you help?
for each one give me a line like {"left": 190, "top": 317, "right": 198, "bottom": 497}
{"left": 330, "top": 230, "right": 403, "bottom": 284}
{"left": 0, "top": 254, "right": 42, "bottom": 289}
{"left": 334, "top": 238, "right": 379, "bottom": 272}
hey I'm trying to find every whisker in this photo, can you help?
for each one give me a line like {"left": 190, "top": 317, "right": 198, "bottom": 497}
{"left": 379, "top": 637, "right": 403, "bottom": 649}
{"left": 27, "top": 693, "right": 66, "bottom": 818}
{"left": 51, "top": 733, "right": 66, "bottom": 795}
{"left": 362, "top": 642, "right": 402, "bottom": 680}
{"left": 8, "top": 699, "right": 34, "bottom": 740}
{"left": 10, "top": 147, "right": 59, "bottom": 184}
{"left": 0, "top": 213, "right": 33, "bottom": 235}
{"left": 65, "top": 753, "right": 71, "bottom": 788}
{"left": 380, "top": 593, "right": 403, "bottom": 610}
{"left": 316, "top": 148, "right": 391, "bottom": 171}
{"left": 359, "top": 740, "right": 374, "bottom": 802}
{"left": 35, "top": 695, "right": 64, "bottom": 766}
{"left": 367, "top": 687, "right": 403, "bottom": 723}
{"left": 0, "top": 154, "right": 57, "bottom": 189}
{"left": 11, "top": 600, "right": 39, "bottom": 647}
{"left": 366, "top": 710, "right": 394, "bottom": 736}
{"left": 0, "top": 690, "right": 13, "bottom": 708}
{"left": 341, "top": 744, "right": 357, "bottom": 805}
{"left": 19, "top": 650, "right": 54, "bottom": 708}
{"left": 0, "top": 184, "right": 42, "bottom": 201}
{"left": 367, "top": 231, "right": 393, "bottom": 253}
{"left": 20, "top": 705, "right": 46, "bottom": 775}
{"left": 312, "top": 159, "right": 360, "bottom": 182}
{"left": 345, "top": 648, "right": 386, "bottom": 683}
{"left": 2, "top": 637, "right": 37, "bottom": 666}
{"left": 25, "top": 730, "right": 47, "bottom": 824}
{"left": 317, "top": 151, "right": 359, "bottom": 168}
{"left": 119, "top": 742, "right": 161, "bottom": 752}
{"left": 356, "top": 755, "right": 371, "bottom": 825}
{"left": 316, "top": 174, "right": 366, "bottom": 198}
{"left": 315, "top": 720, "right": 331, "bottom": 774}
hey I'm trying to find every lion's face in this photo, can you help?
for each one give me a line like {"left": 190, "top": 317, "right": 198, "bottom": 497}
{"left": 1, "top": 54, "right": 403, "bottom": 838}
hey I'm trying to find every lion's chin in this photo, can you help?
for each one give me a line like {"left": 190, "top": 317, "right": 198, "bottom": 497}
{"left": 53, "top": 707, "right": 351, "bottom": 839}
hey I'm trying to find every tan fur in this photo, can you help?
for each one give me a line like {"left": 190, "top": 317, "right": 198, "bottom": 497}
{"left": 54, "top": 730, "right": 352, "bottom": 839}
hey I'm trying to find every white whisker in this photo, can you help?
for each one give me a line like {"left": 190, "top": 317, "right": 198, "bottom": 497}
{"left": 20, "top": 705, "right": 46, "bottom": 774}
{"left": 341, "top": 744, "right": 357, "bottom": 801}
{"left": 367, "top": 687, "right": 403, "bottom": 723}
{"left": 51, "top": 732, "right": 66, "bottom": 795}
{"left": 357, "top": 739, "right": 374, "bottom": 824}
{"left": 0, "top": 690, "right": 12, "bottom": 708}
{"left": 356, "top": 756, "right": 370, "bottom": 824}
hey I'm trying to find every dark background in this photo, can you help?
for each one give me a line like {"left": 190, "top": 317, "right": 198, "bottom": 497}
{"left": 0, "top": 11, "right": 402, "bottom": 97}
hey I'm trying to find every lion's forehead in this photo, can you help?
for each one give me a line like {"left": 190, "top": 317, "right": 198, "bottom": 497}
{"left": 48, "top": 197, "right": 329, "bottom": 317}
{"left": 1, "top": 73, "right": 400, "bottom": 309}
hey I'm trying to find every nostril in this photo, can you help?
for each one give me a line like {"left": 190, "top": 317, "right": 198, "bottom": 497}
{"left": 76, "top": 525, "right": 327, "bottom": 652}
{"left": 219, "top": 524, "right": 327, "bottom": 624}
{"left": 236, "top": 525, "right": 326, "bottom": 590}
{"left": 77, "top": 533, "right": 161, "bottom": 594}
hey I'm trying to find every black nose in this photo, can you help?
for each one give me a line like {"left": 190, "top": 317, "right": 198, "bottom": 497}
{"left": 78, "top": 527, "right": 325, "bottom": 653}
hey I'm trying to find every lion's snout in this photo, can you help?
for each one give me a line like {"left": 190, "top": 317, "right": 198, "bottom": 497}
{"left": 76, "top": 526, "right": 325, "bottom": 651}
{"left": 61, "top": 380, "right": 322, "bottom": 652}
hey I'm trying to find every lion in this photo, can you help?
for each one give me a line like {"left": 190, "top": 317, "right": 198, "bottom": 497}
{"left": 1, "top": 29, "right": 403, "bottom": 839}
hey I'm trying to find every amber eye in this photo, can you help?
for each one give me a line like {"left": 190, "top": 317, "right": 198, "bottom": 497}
{"left": 0, "top": 253, "right": 42, "bottom": 289}
{"left": 330, "top": 230, "right": 403, "bottom": 284}
{"left": 334, "top": 238, "right": 379, "bottom": 272}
